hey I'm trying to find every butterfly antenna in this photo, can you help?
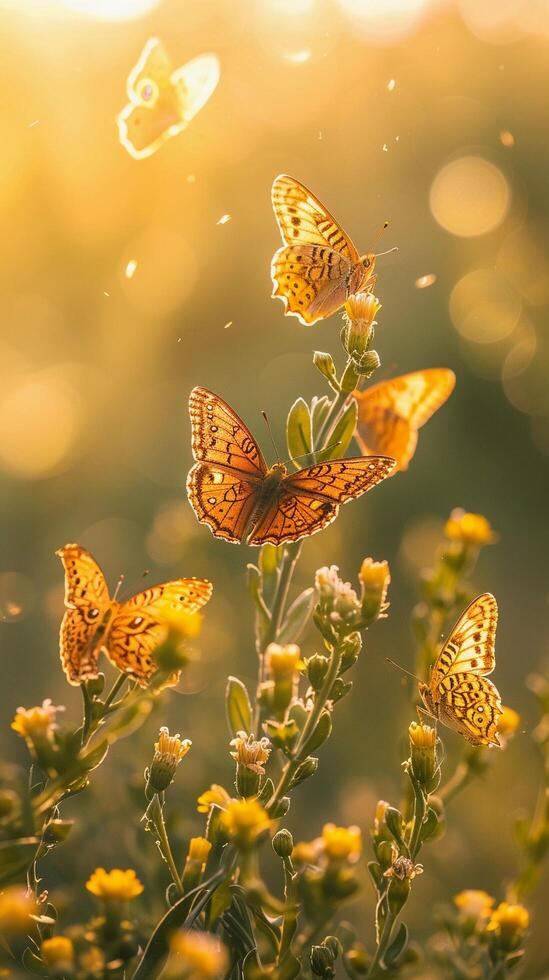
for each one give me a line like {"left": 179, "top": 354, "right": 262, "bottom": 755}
{"left": 376, "top": 246, "right": 399, "bottom": 259}
{"left": 286, "top": 439, "right": 342, "bottom": 466}
{"left": 261, "top": 411, "right": 280, "bottom": 463}
{"left": 386, "top": 657, "right": 421, "bottom": 683}
{"left": 113, "top": 573, "right": 125, "bottom": 601}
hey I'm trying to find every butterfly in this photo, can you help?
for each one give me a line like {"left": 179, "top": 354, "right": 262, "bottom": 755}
{"left": 271, "top": 174, "right": 378, "bottom": 325}
{"left": 354, "top": 369, "right": 456, "bottom": 472}
{"left": 186, "top": 387, "right": 396, "bottom": 546}
{"left": 418, "top": 593, "right": 502, "bottom": 747}
{"left": 57, "top": 544, "right": 212, "bottom": 686}
{"left": 117, "top": 38, "right": 220, "bottom": 160}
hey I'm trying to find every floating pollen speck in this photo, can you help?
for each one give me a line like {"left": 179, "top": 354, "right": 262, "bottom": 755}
{"left": 284, "top": 48, "right": 312, "bottom": 64}
{"left": 125, "top": 259, "right": 138, "bottom": 279}
{"left": 186, "top": 174, "right": 196, "bottom": 184}
{"left": 103, "top": 291, "right": 110, "bottom": 297}
{"left": 224, "top": 321, "right": 233, "bottom": 329}
{"left": 217, "top": 214, "right": 231, "bottom": 225}
{"left": 27, "top": 119, "right": 40, "bottom": 128}
{"left": 415, "top": 274, "right": 437, "bottom": 289}
{"left": 387, "top": 79, "right": 396, "bottom": 92}
{"left": 499, "top": 129, "right": 515, "bottom": 148}
{"left": 382, "top": 143, "right": 388, "bottom": 152}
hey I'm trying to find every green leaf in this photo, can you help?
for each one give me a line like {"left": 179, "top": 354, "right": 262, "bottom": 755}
{"left": 311, "top": 395, "right": 331, "bottom": 441}
{"left": 420, "top": 806, "right": 439, "bottom": 844}
{"left": 299, "top": 710, "right": 332, "bottom": 756}
{"left": 287, "top": 397, "right": 312, "bottom": 466}
{"left": 278, "top": 588, "right": 315, "bottom": 643}
{"left": 256, "top": 778, "right": 275, "bottom": 804}
{"left": 226, "top": 676, "right": 252, "bottom": 737}
{"left": 278, "top": 952, "right": 302, "bottom": 980}
{"left": 384, "top": 922, "right": 408, "bottom": 968}
{"left": 289, "top": 756, "right": 318, "bottom": 789}
{"left": 313, "top": 351, "right": 339, "bottom": 391}
{"left": 208, "top": 880, "right": 233, "bottom": 927}
{"left": 367, "top": 861, "right": 382, "bottom": 889}
{"left": 316, "top": 398, "right": 357, "bottom": 462}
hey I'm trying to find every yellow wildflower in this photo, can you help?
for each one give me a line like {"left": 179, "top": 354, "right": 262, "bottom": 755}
{"left": 291, "top": 841, "right": 318, "bottom": 867}
{"left": 408, "top": 722, "right": 436, "bottom": 749}
{"left": 321, "top": 823, "right": 362, "bottom": 863}
{"left": 85, "top": 868, "right": 143, "bottom": 901}
{"left": 170, "top": 930, "right": 228, "bottom": 978}
{"left": 229, "top": 732, "right": 271, "bottom": 775}
{"left": 498, "top": 706, "right": 520, "bottom": 743}
{"left": 221, "top": 799, "right": 271, "bottom": 850}
{"left": 79, "top": 946, "right": 105, "bottom": 975}
{"left": 196, "top": 784, "right": 231, "bottom": 814}
{"left": 487, "top": 902, "right": 529, "bottom": 949}
{"left": 149, "top": 727, "right": 192, "bottom": 792}
{"left": 41, "top": 936, "right": 75, "bottom": 969}
{"left": 11, "top": 700, "right": 63, "bottom": 739}
{"left": 0, "top": 886, "right": 36, "bottom": 934}
{"left": 444, "top": 509, "right": 496, "bottom": 546}
{"left": 454, "top": 889, "right": 495, "bottom": 922}
{"left": 265, "top": 643, "right": 303, "bottom": 680}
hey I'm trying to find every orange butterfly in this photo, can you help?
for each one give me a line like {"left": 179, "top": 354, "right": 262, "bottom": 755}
{"left": 57, "top": 544, "right": 212, "bottom": 686}
{"left": 186, "top": 387, "right": 396, "bottom": 546}
{"left": 354, "top": 369, "right": 455, "bottom": 472}
{"left": 271, "top": 174, "right": 378, "bottom": 325}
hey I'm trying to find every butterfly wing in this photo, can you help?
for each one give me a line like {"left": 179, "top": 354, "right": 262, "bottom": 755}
{"left": 107, "top": 579, "right": 212, "bottom": 684}
{"left": 430, "top": 593, "right": 498, "bottom": 691}
{"left": 56, "top": 544, "right": 112, "bottom": 685}
{"left": 271, "top": 244, "right": 356, "bottom": 325}
{"left": 171, "top": 53, "right": 220, "bottom": 124}
{"left": 126, "top": 37, "right": 173, "bottom": 101}
{"left": 435, "top": 672, "right": 502, "bottom": 747}
{"left": 249, "top": 456, "right": 396, "bottom": 546}
{"left": 272, "top": 175, "right": 359, "bottom": 259}
{"left": 187, "top": 387, "right": 266, "bottom": 543}
{"left": 355, "top": 370, "right": 456, "bottom": 471}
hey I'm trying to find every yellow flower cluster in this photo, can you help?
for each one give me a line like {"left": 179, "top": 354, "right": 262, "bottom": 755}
{"left": 221, "top": 798, "right": 271, "bottom": 849}
{"left": 321, "top": 823, "right": 362, "bottom": 863}
{"left": 265, "top": 643, "right": 303, "bottom": 680}
{"left": 85, "top": 868, "right": 144, "bottom": 901}
{"left": 11, "top": 699, "right": 63, "bottom": 739}
{"left": 41, "top": 936, "right": 75, "bottom": 969}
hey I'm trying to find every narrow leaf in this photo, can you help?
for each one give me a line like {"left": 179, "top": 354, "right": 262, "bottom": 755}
{"left": 278, "top": 588, "right": 315, "bottom": 644}
{"left": 316, "top": 398, "right": 358, "bottom": 462}
{"left": 286, "top": 398, "right": 312, "bottom": 466}
{"left": 384, "top": 922, "right": 408, "bottom": 967}
{"left": 226, "top": 676, "right": 253, "bottom": 737}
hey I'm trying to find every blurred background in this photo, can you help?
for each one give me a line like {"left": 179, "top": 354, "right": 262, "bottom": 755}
{"left": 1, "top": 0, "right": 548, "bottom": 973}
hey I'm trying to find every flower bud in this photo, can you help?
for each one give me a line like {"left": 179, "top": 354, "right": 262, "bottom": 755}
{"left": 306, "top": 654, "right": 329, "bottom": 691}
{"left": 310, "top": 943, "right": 336, "bottom": 978}
{"left": 147, "top": 728, "right": 191, "bottom": 793}
{"left": 339, "top": 632, "right": 362, "bottom": 672}
{"left": 359, "top": 558, "right": 391, "bottom": 623}
{"left": 353, "top": 349, "right": 381, "bottom": 376}
{"left": 182, "top": 837, "right": 212, "bottom": 891}
{"left": 265, "top": 643, "right": 303, "bottom": 716}
{"left": 41, "top": 937, "right": 75, "bottom": 975}
{"left": 444, "top": 508, "right": 496, "bottom": 547}
{"left": 486, "top": 902, "right": 529, "bottom": 952}
{"left": 313, "top": 351, "right": 339, "bottom": 390}
{"left": 408, "top": 722, "right": 439, "bottom": 792}
{"left": 272, "top": 828, "right": 294, "bottom": 858}
{"left": 387, "top": 875, "right": 411, "bottom": 915}
{"left": 230, "top": 732, "right": 271, "bottom": 798}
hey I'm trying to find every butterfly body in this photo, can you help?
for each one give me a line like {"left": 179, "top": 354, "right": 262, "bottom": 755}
{"left": 271, "top": 175, "right": 377, "bottom": 325}
{"left": 419, "top": 593, "right": 502, "bottom": 747}
{"left": 187, "top": 387, "right": 395, "bottom": 546}
{"left": 57, "top": 544, "right": 212, "bottom": 686}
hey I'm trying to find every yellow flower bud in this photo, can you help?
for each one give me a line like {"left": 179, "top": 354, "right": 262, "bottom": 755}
{"left": 486, "top": 902, "right": 529, "bottom": 950}
{"left": 169, "top": 930, "right": 228, "bottom": 978}
{"left": 265, "top": 644, "right": 303, "bottom": 681}
{"left": 497, "top": 706, "right": 520, "bottom": 743}
{"left": 11, "top": 700, "right": 63, "bottom": 739}
{"left": 454, "top": 889, "right": 495, "bottom": 924}
{"left": 221, "top": 799, "right": 271, "bottom": 850}
{"left": 85, "top": 868, "right": 144, "bottom": 901}
{"left": 148, "top": 727, "right": 192, "bottom": 792}
{"left": 187, "top": 837, "right": 212, "bottom": 865}
{"left": 344, "top": 292, "right": 381, "bottom": 326}
{"left": 444, "top": 509, "right": 496, "bottom": 546}
{"left": 359, "top": 558, "right": 390, "bottom": 622}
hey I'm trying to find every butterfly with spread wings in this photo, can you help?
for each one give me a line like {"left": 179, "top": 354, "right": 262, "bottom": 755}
{"left": 419, "top": 593, "right": 502, "bottom": 747}
{"left": 186, "top": 387, "right": 396, "bottom": 547}
{"left": 57, "top": 544, "right": 212, "bottom": 686}
{"left": 117, "top": 37, "right": 220, "bottom": 160}
{"left": 271, "top": 174, "right": 379, "bottom": 325}
{"left": 355, "top": 369, "right": 456, "bottom": 472}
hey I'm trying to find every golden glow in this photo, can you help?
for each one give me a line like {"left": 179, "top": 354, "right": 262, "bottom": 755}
{"left": 449, "top": 268, "right": 521, "bottom": 343}
{"left": 0, "top": 369, "right": 80, "bottom": 479}
{"left": 415, "top": 273, "right": 437, "bottom": 289}
{"left": 338, "top": 0, "right": 430, "bottom": 43}
{"left": 0, "top": 572, "right": 35, "bottom": 623}
{"left": 430, "top": 157, "right": 510, "bottom": 237}
{"left": 61, "top": 0, "right": 159, "bottom": 21}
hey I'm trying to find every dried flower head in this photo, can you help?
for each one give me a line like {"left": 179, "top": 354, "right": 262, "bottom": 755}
{"left": 444, "top": 509, "right": 496, "bottom": 547}
{"left": 41, "top": 936, "right": 75, "bottom": 969}
{"left": 384, "top": 844, "right": 423, "bottom": 881}
{"left": 169, "top": 930, "right": 228, "bottom": 978}
{"left": 196, "top": 784, "right": 231, "bottom": 814}
{"left": 11, "top": 700, "right": 63, "bottom": 740}
{"left": 321, "top": 823, "right": 362, "bottom": 863}
{"left": 230, "top": 732, "right": 271, "bottom": 775}
{"left": 85, "top": 868, "right": 144, "bottom": 901}
{"left": 148, "top": 727, "right": 192, "bottom": 793}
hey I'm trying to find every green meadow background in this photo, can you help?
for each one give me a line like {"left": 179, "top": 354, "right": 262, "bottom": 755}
{"left": 1, "top": 0, "right": 548, "bottom": 974}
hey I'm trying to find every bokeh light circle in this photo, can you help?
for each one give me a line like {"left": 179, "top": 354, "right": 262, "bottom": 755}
{"left": 0, "top": 572, "right": 35, "bottom": 623}
{"left": 430, "top": 156, "right": 510, "bottom": 237}
{"left": 449, "top": 268, "right": 521, "bottom": 344}
{"left": 0, "top": 369, "right": 80, "bottom": 479}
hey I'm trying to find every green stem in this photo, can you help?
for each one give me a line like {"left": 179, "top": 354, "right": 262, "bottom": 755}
{"left": 268, "top": 640, "right": 342, "bottom": 814}
{"left": 367, "top": 909, "right": 397, "bottom": 977}
{"left": 315, "top": 387, "right": 350, "bottom": 449}
{"left": 149, "top": 794, "right": 184, "bottom": 895}
{"left": 408, "top": 779, "right": 427, "bottom": 860}
{"left": 103, "top": 672, "right": 128, "bottom": 711}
